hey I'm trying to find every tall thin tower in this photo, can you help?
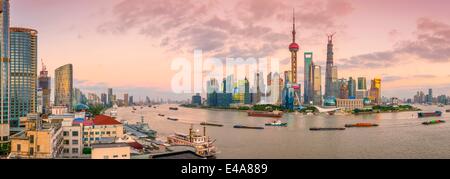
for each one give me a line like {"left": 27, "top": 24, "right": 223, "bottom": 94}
{"left": 325, "top": 33, "right": 336, "bottom": 98}
{"left": 289, "top": 9, "right": 299, "bottom": 84}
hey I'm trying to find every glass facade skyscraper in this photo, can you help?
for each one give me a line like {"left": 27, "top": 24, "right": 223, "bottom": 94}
{"left": 304, "top": 52, "right": 313, "bottom": 104}
{"left": 54, "top": 64, "right": 73, "bottom": 111}
{"left": 10, "top": 27, "right": 38, "bottom": 127}
{"left": 0, "top": 0, "right": 10, "bottom": 143}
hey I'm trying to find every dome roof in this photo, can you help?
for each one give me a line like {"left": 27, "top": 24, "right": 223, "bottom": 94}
{"left": 75, "top": 103, "right": 90, "bottom": 112}
{"left": 289, "top": 43, "right": 299, "bottom": 51}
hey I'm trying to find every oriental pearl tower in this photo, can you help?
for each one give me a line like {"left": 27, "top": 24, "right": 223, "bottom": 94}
{"left": 289, "top": 10, "right": 299, "bottom": 84}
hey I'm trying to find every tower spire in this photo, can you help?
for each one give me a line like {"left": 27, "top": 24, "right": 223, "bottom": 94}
{"left": 292, "top": 8, "right": 296, "bottom": 43}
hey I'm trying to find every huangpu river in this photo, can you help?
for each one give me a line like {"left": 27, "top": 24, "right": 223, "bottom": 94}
{"left": 111, "top": 104, "right": 450, "bottom": 159}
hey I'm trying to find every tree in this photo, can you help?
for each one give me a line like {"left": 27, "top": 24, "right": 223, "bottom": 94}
{"left": 88, "top": 104, "right": 106, "bottom": 116}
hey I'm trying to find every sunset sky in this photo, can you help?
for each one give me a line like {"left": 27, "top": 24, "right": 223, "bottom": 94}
{"left": 12, "top": 0, "right": 450, "bottom": 100}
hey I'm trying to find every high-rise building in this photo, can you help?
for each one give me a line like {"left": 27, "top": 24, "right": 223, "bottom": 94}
{"left": 348, "top": 77, "right": 356, "bottom": 98}
{"left": 107, "top": 88, "right": 113, "bottom": 106}
{"left": 304, "top": 52, "right": 313, "bottom": 105}
{"left": 124, "top": 93, "right": 129, "bottom": 107}
{"left": 427, "top": 89, "right": 433, "bottom": 104}
{"left": 289, "top": 10, "right": 299, "bottom": 84}
{"left": 9, "top": 27, "right": 38, "bottom": 126}
{"left": 36, "top": 88, "right": 43, "bottom": 114}
{"left": 101, "top": 93, "right": 107, "bottom": 105}
{"left": 338, "top": 79, "right": 349, "bottom": 99}
{"left": 0, "top": 0, "right": 10, "bottom": 144}
{"left": 38, "top": 61, "right": 51, "bottom": 114}
{"left": 55, "top": 64, "right": 73, "bottom": 111}
{"left": 325, "top": 33, "right": 337, "bottom": 98}
{"left": 129, "top": 96, "right": 134, "bottom": 106}
{"left": 312, "top": 65, "right": 322, "bottom": 105}
{"left": 369, "top": 78, "right": 382, "bottom": 104}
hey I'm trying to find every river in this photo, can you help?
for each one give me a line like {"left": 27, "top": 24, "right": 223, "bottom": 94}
{"left": 110, "top": 104, "right": 450, "bottom": 159}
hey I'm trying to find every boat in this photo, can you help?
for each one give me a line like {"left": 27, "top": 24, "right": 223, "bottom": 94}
{"left": 200, "top": 122, "right": 224, "bottom": 127}
{"left": 167, "top": 117, "right": 179, "bottom": 121}
{"left": 265, "top": 120, "right": 288, "bottom": 127}
{"left": 233, "top": 125, "right": 264, "bottom": 130}
{"left": 247, "top": 110, "right": 283, "bottom": 118}
{"left": 345, "top": 123, "right": 379, "bottom": 128}
{"left": 422, "top": 120, "right": 446, "bottom": 125}
{"left": 310, "top": 128, "right": 346, "bottom": 131}
{"left": 418, "top": 111, "right": 442, "bottom": 118}
{"left": 123, "top": 116, "right": 157, "bottom": 139}
{"left": 167, "top": 125, "right": 217, "bottom": 158}
{"left": 158, "top": 114, "right": 165, "bottom": 117}
{"left": 169, "top": 107, "right": 179, "bottom": 111}
{"left": 446, "top": 109, "right": 450, "bottom": 113}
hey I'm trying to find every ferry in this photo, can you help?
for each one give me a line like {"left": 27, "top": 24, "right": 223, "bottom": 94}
{"left": 265, "top": 120, "right": 288, "bottom": 127}
{"left": 418, "top": 111, "right": 442, "bottom": 118}
{"left": 167, "top": 117, "right": 179, "bottom": 121}
{"left": 167, "top": 126, "right": 217, "bottom": 158}
{"left": 310, "top": 128, "right": 345, "bottom": 131}
{"left": 422, "top": 120, "right": 446, "bottom": 125}
{"left": 446, "top": 109, "right": 450, "bottom": 113}
{"left": 200, "top": 122, "right": 224, "bottom": 127}
{"left": 158, "top": 114, "right": 165, "bottom": 117}
{"left": 233, "top": 125, "right": 264, "bottom": 130}
{"left": 247, "top": 110, "right": 283, "bottom": 118}
{"left": 345, "top": 123, "right": 379, "bottom": 128}
{"left": 169, "top": 107, "right": 179, "bottom": 111}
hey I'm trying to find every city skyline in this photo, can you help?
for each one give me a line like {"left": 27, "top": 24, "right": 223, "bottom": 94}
{"left": 11, "top": 0, "right": 450, "bottom": 99}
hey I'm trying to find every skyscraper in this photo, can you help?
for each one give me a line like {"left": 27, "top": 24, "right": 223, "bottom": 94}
{"left": 38, "top": 60, "right": 51, "bottom": 114}
{"left": 9, "top": 27, "right": 38, "bottom": 126}
{"left": 427, "top": 89, "right": 433, "bottom": 104}
{"left": 369, "top": 78, "right": 382, "bottom": 104}
{"left": 101, "top": 93, "right": 107, "bottom": 105}
{"left": 304, "top": 52, "right": 313, "bottom": 105}
{"left": 289, "top": 10, "right": 299, "bottom": 84}
{"left": 312, "top": 65, "right": 322, "bottom": 105}
{"left": 348, "top": 77, "right": 356, "bottom": 98}
{"left": 0, "top": 0, "right": 10, "bottom": 143}
{"left": 107, "top": 88, "right": 113, "bottom": 106}
{"left": 55, "top": 64, "right": 73, "bottom": 111}
{"left": 325, "top": 33, "right": 337, "bottom": 98}
{"left": 124, "top": 93, "right": 129, "bottom": 106}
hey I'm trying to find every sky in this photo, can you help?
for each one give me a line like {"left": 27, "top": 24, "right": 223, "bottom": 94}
{"left": 11, "top": 0, "right": 450, "bottom": 100}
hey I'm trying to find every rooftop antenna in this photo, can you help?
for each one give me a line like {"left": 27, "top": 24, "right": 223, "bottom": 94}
{"left": 328, "top": 32, "right": 336, "bottom": 42}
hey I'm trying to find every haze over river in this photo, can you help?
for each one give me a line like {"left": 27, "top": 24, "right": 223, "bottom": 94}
{"left": 111, "top": 105, "right": 450, "bottom": 159}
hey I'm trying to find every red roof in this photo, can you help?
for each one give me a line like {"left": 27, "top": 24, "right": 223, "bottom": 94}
{"left": 93, "top": 115, "right": 122, "bottom": 125}
{"left": 289, "top": 42, "right": 299, "bottom": 50}
{"left": 128, "top": 142, "right": 144, "bottom": 150}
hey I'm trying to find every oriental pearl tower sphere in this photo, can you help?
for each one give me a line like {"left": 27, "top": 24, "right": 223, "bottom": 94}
{"left": 289, "top": 10, "right": 299, "bottom": 84}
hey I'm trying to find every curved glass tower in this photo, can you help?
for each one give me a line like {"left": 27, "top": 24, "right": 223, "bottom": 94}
{"left": 10, "top": 27, "right": 38, "bottom": 127}
{"left": 54, "top": 64, "right": 73, "bottom": 111}
{"left": 0, "top": 0, "right": 10, "bottom": 143}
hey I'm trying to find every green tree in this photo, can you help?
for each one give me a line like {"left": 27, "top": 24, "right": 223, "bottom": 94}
{"left": 88, "top": 104, "right": 106, "bottom": 116}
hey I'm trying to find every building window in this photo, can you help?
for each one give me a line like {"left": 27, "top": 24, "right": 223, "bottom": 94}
{"left": 37, "top": 145, "right": 40, "bottom": 152}
{"left": 113, "top": 155, "right": 118, "bottom": 158}
{"left": 122, "top": 155, "right": 127, "bottom": 158}
{"left": 63, "top": 131, "right": 69, "bottom": 136}
{"left": 72, "top": 140, "right": 78, "bottom": 145}
{"left": 17, "top": 144, "right": 21, "bottom": 152}
{"left": 83, "top": 132, "right": 88, "bottom": 135}
{"left": 29, "top": 135, "right": 34, "bottom": 144}
{"left": 64, "top": 140, "right": 69, "bottom": 145}
{"left": 29, "top": 148, "right": 34, "bottom": 156}
{"left": 72, "top": 131, "right": 79, "bottom": 137}
{"left": 72, "top": 148, "right": 79, "bottom": 154}
{"left": 64, "top": 148, "right": 69, "bottom": 154}
{"left": 106, "top": 131, "right": 111, "bottom": 135}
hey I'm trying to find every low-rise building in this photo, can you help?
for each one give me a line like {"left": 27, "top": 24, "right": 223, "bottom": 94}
{"left": 61, "top": 119, "right": 83, "bottom": 158}
{"left": 91, "top": 143, "right": 130, "bottom": 159}
{"left": 336, "top": 99, "right": 364, "bottom": 111}
{"left": 9, "top": 114, "right": 64, "bottom": 159}
{"left": 82, "top": 115, "right": 124, "bottom": 147}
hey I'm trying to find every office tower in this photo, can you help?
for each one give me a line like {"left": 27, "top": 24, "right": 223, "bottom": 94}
{"left": 348, "top": 77, "right": 356, "bottom": 98}
{"left": 427, "top": 89, "right": 433, "bottom": 104}
{"left": 312, "top": 65, "right": 322, "bottom": 105}
{"left": 304, "top": 52, "right": 313, "bottom": 105}
{"left": 101, "top": 93, "right": 107, "bottom": 105}
{"left": 107, "top": 88, "right": 113, "bottom": 106}
{"left": 38, "top": 61, "right": 51, "bottom": 114}
{"left": 9, "top": 27, "right": 38, "bottom": 126}
{"left": 55, "top": 64, "right": 73, "bottom": 111}
{"left": 124, "top": 93, "right": 129, "bottom": 107}
{"left": 129, "top": 96, "right": 134, "bottom": 106}
{"left": 289, "top": 10, "right": 299, "bottom": 84}
{"left": 270, "top": 72, "right": 281, "bottom": 104}
{"left": 192, "top": 93, "right": 202, "bottom": 106}
{"left": 325, "top": 33, "right": 337, "bottom": 98}
{"left": 0, "top": 0, "right": 10, "bottom": 143}
{"left": 36, "top": 88, "right": 43, "bottom": 114}
{"left": 358, "top": 77, "right": 367, "bottom": 90}
{"left": 207, "top": 78, "right": 219, "bottom": 94}
{"left": 369, "top": 78, "right": 382, "bottom": 104}
{"left": 338, "top": 79, "right": 349, "bottom": 99}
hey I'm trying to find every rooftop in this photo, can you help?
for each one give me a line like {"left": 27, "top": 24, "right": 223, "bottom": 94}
{"left": 93, "top": 115, "right": 122, "bottom": 125}
{"left": 91, "top": 143, "right": 130, "bottom": 149}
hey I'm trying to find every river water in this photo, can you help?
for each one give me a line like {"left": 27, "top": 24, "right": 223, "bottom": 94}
{"left": 111, "top": 104, "right": 450, "bottom": 159}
